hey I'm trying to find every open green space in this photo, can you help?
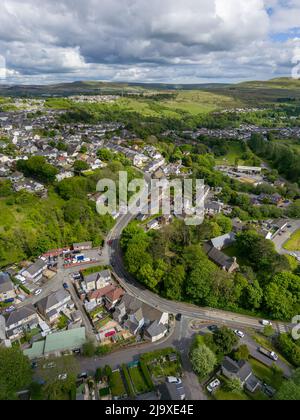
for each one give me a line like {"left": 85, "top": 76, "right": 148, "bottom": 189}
{"left": 284, "top": 229, "right": 300, "bottom": 251}
{"left": 129, "top": 366, "right": 150, "bottom": 394}
{"left": 109, "top": 370, "right": 127, "bottom": 398}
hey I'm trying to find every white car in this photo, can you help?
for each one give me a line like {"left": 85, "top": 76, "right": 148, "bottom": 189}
{"left": 58, "top": 374, "right": 68, "bottom": 381}
{"left": 43, "top": 362, "right": 56, "bottom": 370}
{"left": 34, "top": 289, "right": 43, "bottom": 296}
{"left": 261, "top": 320, "right": 272, "bottom": 327}
{"left": 207, "top": 379, "right": 221, "bottom": 393}
{"left": 234, "top": 330, "right": 245, "bottom": 339}
{"left": 167, "top": 377, "right": 182, "bottom": 385}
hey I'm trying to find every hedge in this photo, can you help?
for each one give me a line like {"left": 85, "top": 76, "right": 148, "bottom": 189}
{"left": 122, "top": 364, "right": 136, "bottom": 398}
{"left": 140, "top": 361, "right": 154, "bottom": 391}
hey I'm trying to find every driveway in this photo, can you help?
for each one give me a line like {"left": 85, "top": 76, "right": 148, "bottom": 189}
{"left": 272, "top": 219, "right": 300, "bottom": 257}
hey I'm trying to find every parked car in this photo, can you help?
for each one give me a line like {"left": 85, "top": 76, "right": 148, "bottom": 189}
{"left": 58, "top": 374, "right": 68, "bottom": 381}
{"left": 63, "top": 283, "right": 69, "bottom": 290}
{"left": 234, "top": 330, "right": 245, "bottom": 339}
{"left": 208, "top": 325, "right": 219, "bottom": 333}
{"left": 261, "top": 320, "right": 272, "bottom": 327}
{"left": 167, "top": 377, "right": 182, "bottom": 385}
{"left": 207, "top": 379, "right": 221, "bottom": 393}
{"left": 176, "top": 314, "right": 182, "bottom": 322}
{"left": 43, "top": 362, "right": 56, "bottom": 369}
{"left": 5, "top": 306, "right": 15, "bottom": 313}
{"left": 34, "top": 289, "right": 43, "bottom": 296}
{"left": 78, "top": 372, "right": 88, "bottom": 380}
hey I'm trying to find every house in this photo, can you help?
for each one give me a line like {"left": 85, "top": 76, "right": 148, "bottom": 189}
{"left": 84, "top": 270, "right": 112, "bottom": 292}
{"left": 88, "top": 284, "right": 116, "bottom": 305}
{"left": 73, "top": 242, "right": 93, "bottom": 251}
{"left": 22, "top": 259, "right": 48, "bottom": 282}
{"left": 210, "top": 233, "right": 236, "bottom": 250}
{"left": 113, "top": 294, "right": 169, "bottom": 342}
{"left": 205, "top": 201, "right": 223, "bottom": 215}
{"left": 36, "top": 289, "right": 72, "bottom": 323}
{"left": 104, "top": 287, "right": 125, "bottom": 310}
{"left": 221, "top": 357, "right": 261, "bottom": 393}
{"left": 23, "top": 327, "right": 87, "bottom": 359}
{"left": 236, "top": 166, "right": 262, "bottom": 174}
{"left": 0, "top": 272, "right": 16, "bottom": 302}
{"left": 204, "top": 244, "right": 239, "bottom": 273}
{"left": 159, "top": 383, "right": 186, "bottom": 401}
{"left": 4, "top": 305, "right": 38, "bottom": 341}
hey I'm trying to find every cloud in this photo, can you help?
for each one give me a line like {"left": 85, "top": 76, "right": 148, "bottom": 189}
{"left": 0, "top": 0, "right": 298, "bottom": 83}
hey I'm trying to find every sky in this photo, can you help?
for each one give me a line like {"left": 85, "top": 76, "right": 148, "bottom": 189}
{"left": 0, "top": 0, "right": 300, "bottom": 85}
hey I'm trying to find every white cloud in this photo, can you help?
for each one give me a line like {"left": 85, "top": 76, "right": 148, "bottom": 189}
{"left": 0, "top": 0, "right": 298, "bottom": 83}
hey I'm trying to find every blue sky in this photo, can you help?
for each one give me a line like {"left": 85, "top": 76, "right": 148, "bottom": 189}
{"left": 0, "top": 0, "right": 299, "bottom": 84}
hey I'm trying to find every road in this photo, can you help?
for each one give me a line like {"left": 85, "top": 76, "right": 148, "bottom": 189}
{"left": 272, "top": 219, "right": 300, "bottom": 258}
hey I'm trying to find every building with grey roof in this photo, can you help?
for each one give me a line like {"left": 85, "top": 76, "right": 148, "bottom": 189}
{"left": 0, "top": 272, "right": 16, "bottom": 301}
{"left": 36, "top": 288, "right": 72, "bottom": 323}
{"left": 4, "top": 305, "right": 38, "bottom": 341}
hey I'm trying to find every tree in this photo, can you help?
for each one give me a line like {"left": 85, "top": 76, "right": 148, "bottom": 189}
{"left": 276, "top": 369, "right": 300, "bottom": 400}
{"left": 234, "top": 345, "right": 250, "bottom": 362}
{"left": 163, "top": 265, "right": 185, "bottom": 300}
{"left": 73, "top": 160, "right": 89, "bottom": 174}
{"left": 190, "top": 345, "right": 217, "bottom": 378}
{"left": 264, "top": 272, "right": 300, "bottom": 321}
{"left": 226, "top": 378, "right": 243, "bottom": 393}
{"left": 0, "top": 347, "right": 32, "bottom": 400}
{"left": 82, "top": 341, "right": 97, "bottom": 357}
{"left": 213, "top": 327, "right": 239, "bottom": 355}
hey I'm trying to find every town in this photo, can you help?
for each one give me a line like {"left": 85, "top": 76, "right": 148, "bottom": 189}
{"left": 0, "top": 88, "right": 300, "bottom": 402}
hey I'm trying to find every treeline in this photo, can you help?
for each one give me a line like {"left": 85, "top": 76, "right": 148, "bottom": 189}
{"left": 16, "top": 156, "right": 58, "bottom": 184}
{"left": 121, "top": 220, "right": 300, "bottom": 321}
{"left": 249, "top": 133, "right": 300, "bottom": 186}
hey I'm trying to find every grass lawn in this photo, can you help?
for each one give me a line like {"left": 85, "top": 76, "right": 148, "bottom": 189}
{"left": 214, "top": 389, "right": 250, "bottom": 401}
{"left": 109, "top": 371, "right": 127, "bottom": 398}
{"left": 283, "top": 229, "right": 300, "bottom": 251}
{"left": 215, "top": 142, "right": 246, "bottom": 166}
{"left": 129, "top": 367, "right": 150, "bottom": 394}
{"left": 249, "top": 358, "right": 284, "bottom": 390}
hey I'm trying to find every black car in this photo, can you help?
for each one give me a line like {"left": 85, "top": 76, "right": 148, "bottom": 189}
{"left": 176, "top": 314, "right": 182, "bottom": 322}
{"left": 208, "top": 325, "right": 219, "bottom": 333}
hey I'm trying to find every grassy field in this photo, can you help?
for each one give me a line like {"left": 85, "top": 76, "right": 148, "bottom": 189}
{"left": 283, "top": 229, "right": 300, "bottom": 251}
{"left": 109, "top": 370, "right": 127, "bottom": 398}
{"left": 215, "top": 142, "right": 247, "bottom": 166}
{"left": 129, "top": 366, "right": 150, "bottom": 394}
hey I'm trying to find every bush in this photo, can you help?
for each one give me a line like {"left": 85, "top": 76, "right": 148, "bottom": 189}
{"left": 277, "top": 334, "right": 300, "bottom": 368}
{"left": 82, "top": 341, "right": 97, "bottom": 357}
{"left": 122, "top": 364, "right": 136, "bottom": 398}
{"left": 140, "top": 361, "right": 154, "bottom": 391}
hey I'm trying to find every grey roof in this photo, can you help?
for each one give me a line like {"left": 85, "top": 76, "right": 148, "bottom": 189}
{"left": 36, "top": 288, "right": 70, "bottom": 312}
{"left": 146, "top": 321, "right": 167, "bottom": 338}
{"left": 0, "top": 273, "right": 14, "bottom": 294}
{"left": 222, "top": 357, "right": 252, "bottom": 382}
{"left": 26, "top": 259, "right": 47, "bottom": 276}
{"left": 160, "top": 383, "right": 185, "bottom": 401}
{"left": 211, "top": 233, "right": 236, "bottom": 250}
{"left": 99, "top": 270, "right": 111, "bottom": 279}
{"left": 5, "top": 305, "right": 37, "bottom": 328}
{"left": 207, "top": 247, "right": 236, "bottom": 270}
{"left": 84, "top": 273, "right": 99, "bottom": 284}
{"left": 118, "top": 294, "right": 166, "bottom": 324}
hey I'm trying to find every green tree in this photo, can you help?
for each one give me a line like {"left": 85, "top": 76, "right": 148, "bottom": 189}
{"left": 73, "top": 160, "right": 89, "bottom": 174}
{"left": 190, "top": 345, "right": 217, "bottom": 378}
{"left": 213, "top": 327, "right": 239, "bottom": 355}
{"left": 226, "top": 378, "right": 243, "bottom": 393}
{"left": 0, "top": 348, "right": 32, "bottom": 400}
{"left": 234, "top": 345, "right": 250, "bottom": 361}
